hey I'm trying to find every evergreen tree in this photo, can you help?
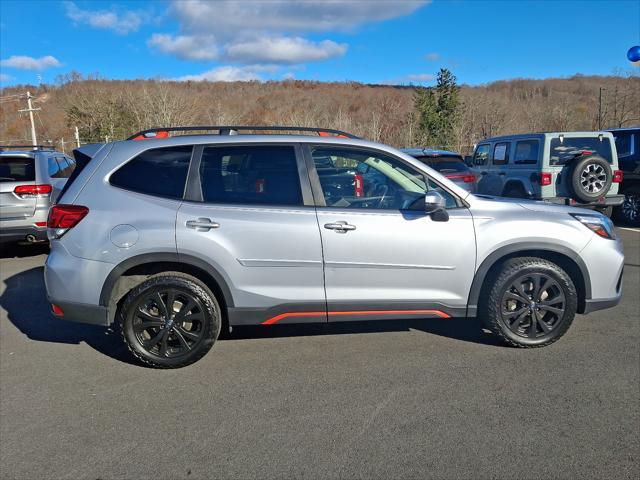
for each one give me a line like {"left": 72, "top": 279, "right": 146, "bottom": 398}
{"left": 413, "top": 68, "right": 460, "bottom": 148}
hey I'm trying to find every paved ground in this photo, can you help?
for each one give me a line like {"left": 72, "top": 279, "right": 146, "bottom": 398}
{"left": 1, "top": 229, "right": 638, "bottom": 480}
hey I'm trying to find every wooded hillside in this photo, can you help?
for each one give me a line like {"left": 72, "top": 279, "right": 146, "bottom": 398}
{"left": 1, "top": 73, "right": 638, "bottom": 154}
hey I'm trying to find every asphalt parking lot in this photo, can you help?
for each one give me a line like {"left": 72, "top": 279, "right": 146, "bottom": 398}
{"left": 0, "top": 229, "right": 638, "bottom": 480}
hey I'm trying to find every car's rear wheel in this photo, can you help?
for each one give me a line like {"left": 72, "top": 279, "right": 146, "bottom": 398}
{"left": 118, "top": 272, "right": 221, "bottom": 368}
{"left": 615, "top": 185, "right": 640, "bottom": 226}
{"left": 480, "top": 257, "right": 577, "bottom": 348}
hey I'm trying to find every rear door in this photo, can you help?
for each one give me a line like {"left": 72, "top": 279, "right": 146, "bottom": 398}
{"left": 176, "top": 143, "right": 326, "bottom": 326}
{"left": 308, "top": 145, "right": 476, "bottom": 320}
{"left": 486, "top": 141, "right": 511, "bottom": 195}
{"left": 0, "top": 155, "right": 37, "bottom": 220}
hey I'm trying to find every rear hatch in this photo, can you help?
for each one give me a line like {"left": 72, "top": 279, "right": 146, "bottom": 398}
{"left": 0, "top": 155, "right": 37, "bottom": 220}
{"left": 415, "top": 155, "right": 476, "bottom": 189}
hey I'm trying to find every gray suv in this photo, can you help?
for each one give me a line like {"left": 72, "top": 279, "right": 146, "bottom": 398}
{"left": 0, "top": 146, "right": 75, "bottom": 244}
{"left": 470, "top": 132, "right": 624, "bottom": 215}
{"left": 44, "top": 127, "right": 624, "bottom": 368}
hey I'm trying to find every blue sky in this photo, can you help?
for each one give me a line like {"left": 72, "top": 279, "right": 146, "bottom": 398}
{"left": 1, "top": 0, "right": 638, "bottom": 87}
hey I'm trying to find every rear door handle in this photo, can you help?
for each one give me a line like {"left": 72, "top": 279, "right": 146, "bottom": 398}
{"left": 186, "top": 218, "right": 220, "bottom": 231}
{"left": 324, "top": 221, "right": 356, "bottom": 233}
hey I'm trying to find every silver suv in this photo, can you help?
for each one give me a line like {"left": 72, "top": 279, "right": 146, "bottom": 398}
{"left": 470, "top": 132, "right": 624, "bottom": 215}
{"left": 44, "top": 127, "right": 624, "bottom": 368}
{"left": 0, "top": 146, "right": 75, "bottom": 244}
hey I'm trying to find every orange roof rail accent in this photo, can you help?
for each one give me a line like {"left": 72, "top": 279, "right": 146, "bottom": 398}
{"left": 133, "top": 130, "right": 170, "bottom": 141}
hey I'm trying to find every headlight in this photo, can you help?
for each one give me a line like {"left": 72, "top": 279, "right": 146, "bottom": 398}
{"left": 570, "top": 213, "right": 616, "bottom": 240}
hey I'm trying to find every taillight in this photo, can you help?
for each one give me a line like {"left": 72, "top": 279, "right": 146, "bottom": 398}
{"left": 354, "top": 174, "right": 364, "bottom": 197}
{"left": 613, "top": 170, "right": 623, "bottom": 183}
{"left": 14, "top": 184, "right": 52, "bottom": 198}
{"left": 47, "top": 204, "right": 89, "bottom": 239}
{"left": 445, "top": 173, "right": 476, "bottom": 183}
{"left": 540, "top": 172, "right": 552, "bottom": 186}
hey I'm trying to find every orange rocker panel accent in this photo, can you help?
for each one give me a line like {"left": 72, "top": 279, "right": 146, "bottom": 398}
{"left": 261, "top": 310, "right": 451, "bottom": 325}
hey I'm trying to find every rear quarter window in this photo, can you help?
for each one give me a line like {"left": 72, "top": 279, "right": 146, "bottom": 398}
{"left": 0, "top": 156, "right": 35, "bottom": 182}
{"left": 513, "top": 140, "right": 539, "bottom": 165}
{"left": 110, "top": 146, "right": 192, "bottom": 199}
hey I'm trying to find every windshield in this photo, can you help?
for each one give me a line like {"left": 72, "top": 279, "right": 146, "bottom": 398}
{"left": 0, "top": 156, "right": 35, "bottom": 182}
{"left": 549, "top": 137, "right": 613, "bottom": 165}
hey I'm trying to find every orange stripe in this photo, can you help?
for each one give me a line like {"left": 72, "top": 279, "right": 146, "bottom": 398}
{"left": 261, "top": 309, "right": 450, "bottom": 325}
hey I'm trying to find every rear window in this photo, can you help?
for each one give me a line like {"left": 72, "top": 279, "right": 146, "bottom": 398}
{"left": 110, "top": 146, "right": 192, "bottom": 199}
{"left": 0, "top": 156, "right": 35, "bottom": 182}
{"left": 549, "top": 137, "right": 613, "bottom": 165}
{"left": 415, "top": 157, "right": 468, "bottom": 173}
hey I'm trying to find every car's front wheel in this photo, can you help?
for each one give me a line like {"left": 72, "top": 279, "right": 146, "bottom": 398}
{"left": 480, "top": 257, "right": 578, "bottom": 348}
{"left": 118, "top": 272, "right": 221, "bottom": 368}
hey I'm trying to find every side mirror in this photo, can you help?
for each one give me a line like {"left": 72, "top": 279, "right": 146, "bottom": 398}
{"left": 424, "top": 191, "right": 446, "bottom": 213}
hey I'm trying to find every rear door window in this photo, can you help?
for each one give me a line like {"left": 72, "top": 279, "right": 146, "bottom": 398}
{"left": 473, "top": 144, "right": 490, "bottom": 166}
{"left": 514, "top": 140, "right": 539, "bottom": 165}
{"left": 549, "top": 137, "right": 612, "bottom": 165}
{"left": 110, "top": 146, "right": 192, "bottom": 199}
{"left": 0, "top": 156, "right": 35, "bottom": 182}
{"left": 493, "top": 142, "right": 510, "bottom": 165}
{"left": 199, "top": 145, "right": 302, "bottom": 206}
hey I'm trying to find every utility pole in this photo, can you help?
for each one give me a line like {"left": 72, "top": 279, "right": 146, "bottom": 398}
{"left": 18, "top": 91, "right": 40, "bottom": 147}
{"left": 60, "top": 138, "right": 66, "bottom": 154}
{"left": 598, "top": 87, "right": 605, "bottom": 130}
{"left": 74, "top": 126, "right": 80, "bottom": 147}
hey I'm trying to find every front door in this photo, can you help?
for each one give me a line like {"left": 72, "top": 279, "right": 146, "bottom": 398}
{"left": 307, "top": 145, "right": 476, "bottom": 321}
{"left": 176, "top": 143, "right": 326, "bottom": 326}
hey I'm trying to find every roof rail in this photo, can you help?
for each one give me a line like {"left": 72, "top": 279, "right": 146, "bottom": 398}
{"left": 126, "top": 125, "right": 359, "bottom": 141}
{"left": 0, "top": 145, "right": 55, "bottom": 151}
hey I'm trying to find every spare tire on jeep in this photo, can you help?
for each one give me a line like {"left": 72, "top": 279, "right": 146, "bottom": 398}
{"left": 570, "top": 155, "right": 612, "bottom": 203}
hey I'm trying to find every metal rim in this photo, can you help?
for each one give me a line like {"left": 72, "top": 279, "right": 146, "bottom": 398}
{"left": 621, "top": 192, "right": 640, "bottom": 223}
{"left": 130, "top": 288, "right": 206, "bottom": 358}
{"left": 579, "top": 163, "right": 607, "bottom": 194}
{"left": 501, "top": 273, "right": 566, "bottom": 338}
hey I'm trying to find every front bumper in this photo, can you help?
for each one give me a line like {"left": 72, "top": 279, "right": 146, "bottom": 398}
{"left": 546, "top": 194, "right": 625, "bottom": 208}
{"left": 0, "top": 225, "right": 47, "bottom": 243}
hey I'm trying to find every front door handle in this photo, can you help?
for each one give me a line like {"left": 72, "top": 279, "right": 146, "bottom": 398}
{"left": 324, "top": 221, "right": 356, "bottom": 233}
{"left": 186, "top": 218, "right": 220, "bottom": 231}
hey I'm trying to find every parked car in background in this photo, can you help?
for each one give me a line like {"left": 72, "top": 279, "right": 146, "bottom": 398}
{"left": 402, "top": 148, "right": 476, "bottom": 192}
{"left": 608, "top": 126, "right": 640, "bottom": 225}
{"left": 469, "top": 132, "right": 624, "bottom": 216}
{"left": 0, "top": 146, "right": 75, "bottom": 244}
{"left": 44, "top": 126, "right": 623, "bottom": 368}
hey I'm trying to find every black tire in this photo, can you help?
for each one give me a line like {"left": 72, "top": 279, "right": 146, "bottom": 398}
{"left": 503, "top": 185, "right": 528, "bottom": 198}
{"left": 570, "top": 155, "right": 612, "bottom": 202}
{"left": 479, "top": 257, "right": 578, "bottom": 348}
{"left": 118, "top": 272, "right": 221, "bottom": 368}
{"left": 614, "top": 185, "right": 640, "bottom": 226}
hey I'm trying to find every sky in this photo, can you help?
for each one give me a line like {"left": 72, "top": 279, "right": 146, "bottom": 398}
{"left": 0, "top": 0, "right": 638, "bottom": 87}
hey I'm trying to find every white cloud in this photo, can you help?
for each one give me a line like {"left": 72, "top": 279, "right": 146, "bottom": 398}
{"left": 148, "top": 34, "right": 218, "bottom": 61}
{"left": 174, "top": 65, "right": 278, "bottom": 82}
{"left": 149, "top": 0, "right": 428, "bottom": 65}
{"left": 0, "top": 73, "right": 13, "bottom": 82}
{"left": 425, "top": 52, "right": 440, "bottom": 61}
{"left": 226, "top": 37, "right": 347, "bottom": 64}
{"left": 64, "top": 1, "right": 146, "bottom": 35}
{"left": 0, "top": 55, "right": 61, "bottom": 71}
{"left": 171, "top": 0, "right": 428, "bottom": 37}
{"left": 406, "top": 73, "right": 436, "bottom": 82}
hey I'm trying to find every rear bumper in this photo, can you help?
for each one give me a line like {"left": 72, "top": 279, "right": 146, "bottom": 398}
{"left": 546, "top": 194, "right": 625, "bottom": 208}
{"left": 0, "top": 225, "right": 47, "bottom": 243}
{"left": 47, "top": 297, "right": 109, "bottom": 326}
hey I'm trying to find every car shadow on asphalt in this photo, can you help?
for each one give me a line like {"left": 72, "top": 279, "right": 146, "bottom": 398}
{"left": 0, "top": 243, "right": 49, "bottom": 259}
{"left": 1, "top": 267, "right": 502, "bottom": 368}
{"left": 0, "top": 266, "right": 138, "bottom": 366}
